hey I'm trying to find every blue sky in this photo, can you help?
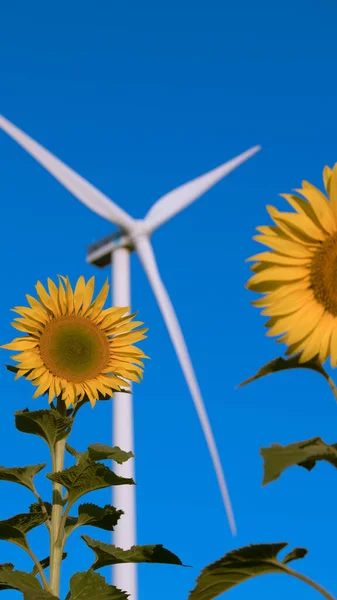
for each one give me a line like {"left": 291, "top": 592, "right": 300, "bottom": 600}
{"left": 1, "top": 1, "right": 337, "bottom": 598}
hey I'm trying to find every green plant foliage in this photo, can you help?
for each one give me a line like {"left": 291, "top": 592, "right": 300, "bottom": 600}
{"left": 261, "top": 437, "right": 337, "bottom": 485}
{"left": 65, "top": 444, "right": 133, "bottom": 466}
{"left": 46, "top": 459, "right": 134, "bottom": 507}
{"left": 238, "top": 355, "right": 337, "bottom": 401}
{"left": 65, "top": 504, "right": 123, "bottom": 536}
{"left": 81, "top": 535, "right": 185, "bottom": 570}
{"left": 87, "top": 445, "right": 134, "bottom": 464}
{"left": 188, "top": 543, "right": 308, "bottom": 599}
{"left": 0, "top": 512, "right": 48, "bottom": 552}
{"left": 0, "top": 564, "right": 57, "bottom": 598}
{"left": 15, "top": 408, "right": 73, "bottom": 449}
{"left": 0, "top": 464, "right": 46, "bottom": 494}
{"left": 66, "top": 569, "right": 129, "bottom": 599}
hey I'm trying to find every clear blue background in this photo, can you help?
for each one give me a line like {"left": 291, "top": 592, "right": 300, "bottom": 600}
{"left": 0, "top": 1, "right": 337, "bottom": 598}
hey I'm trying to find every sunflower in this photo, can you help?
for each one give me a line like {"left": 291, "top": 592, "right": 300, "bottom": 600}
{"left": 246, "top": 164, "right": 337, "bottom": 366}
{"left": 1, "top": 276, "right": 148, "bottom": 408}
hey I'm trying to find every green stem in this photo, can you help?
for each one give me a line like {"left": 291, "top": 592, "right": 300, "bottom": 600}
{"left": 26, "top": 544, "right": 51, "bottom": 592}
{"left": 49, "top": 436, "right": 66, "bottom": 597}
{"left": 56, "top": 501, "right": 72, "bottom": 548}
{"left": 284, "top": 563, "right": 336, "bottom": 600}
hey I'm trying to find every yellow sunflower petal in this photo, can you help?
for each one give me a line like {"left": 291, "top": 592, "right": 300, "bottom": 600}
{"left": 82, "top": 277, "right": 95, "bottom": 315}
{"left": 88, "top": 278, "right": 110, "bottom": 320}
{"left": 298, "top": 313, "right": 333, "bottom": 363}
{"left": 329, "top": 325, "right": 337, "bottom": 368}
{"left": 329, "top": 164, "right": 337, "bottom": 220}
{"left": 111, "top": 329, "right": 148, "bottom": 347}
{"left": 99, "top": 307, "right": 131, "bottom": 330}
{"left": 267, "top": 302, "right": 324, "bottom": 346}
{"left": 60, "top": 276, "right": 74, "bottom": 313}
{"left": 295, "top": 186, "right": 337, "bottom": 235}
{"left": 11, "top": 306, "right": 48, "bottom": 326}
{"left": 47, "top": 278, "right": 61, "bottom": 317}
{"left": 255, "top": 225, "right": 279, "bottom": 236}
{"left": 247, "top": 266, "right": 309, "bottom": 288}
{"left": 1, "top": 339, "right": 39, "bottom": 351}
{"left": 323, "top": 166, "right": 332, "bottom": 196}
{"left": 11, "top": 319, "right": 42, "bottom": 335}
{"left": 73, "top": 276, "right": 86, "bottom": 315}
{"left": 25, "top": 366, "right": 47, "bottom": 381}
{"left": 319, "top": 318, "right": 335, "bottom": 364}
{"left": 266, "top": 205, "right": 324, "bottom": 243}
{"left": 280, "top": 193, "right": 327, "bottom": 233}
{"left": 112, "top": 320, "right": 145, "bottom": 335}
{"left": 57, "top": 276, "right": 67, "bottom": 314}
{"left": 246, "top": 251, "right": 310, "bottom": 266}
{"left": 261, "top": 290, "right": 311, "bottom": 317}
{"left": 252, "top": 235, "right": 314, "bottom": 258}
{"left": 35, "top": 281, "right": 57, "bottom": 315}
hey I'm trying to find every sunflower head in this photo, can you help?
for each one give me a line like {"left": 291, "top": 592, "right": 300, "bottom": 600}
{"left": 1, "top": 276, "right": 149, "bottom": 408}
{"left": 246, "top": 164, "right": 337, "bottom": 367}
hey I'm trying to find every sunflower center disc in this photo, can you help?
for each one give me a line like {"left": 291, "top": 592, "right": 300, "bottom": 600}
{"left": 39, "top": 315, "right": 110, "bottom": 382}
{"left": 310, "top": 232, "right": 337, "bottom": 316}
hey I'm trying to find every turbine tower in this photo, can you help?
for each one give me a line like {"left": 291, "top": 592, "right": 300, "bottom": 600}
{"left": 0, "top": 115, "right": 260, "bottom": 599}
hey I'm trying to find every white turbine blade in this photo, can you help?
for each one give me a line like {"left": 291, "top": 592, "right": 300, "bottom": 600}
{"left": 0, "top": 115, "right": 134, "bottom": 230}
{"left": 145, "top": 145, "right": 261, "bottom": 232}
{"left": 135, "top": 235, "right": 236, "bottom": 535}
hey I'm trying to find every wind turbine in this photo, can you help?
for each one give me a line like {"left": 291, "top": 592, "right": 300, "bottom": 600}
{"left": 0, "top": 115, "right": 260, "bottom": 599}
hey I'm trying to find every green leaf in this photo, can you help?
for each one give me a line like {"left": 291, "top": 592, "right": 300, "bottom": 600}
{"left": 0, "top": 512, "right": 48, "bottom": 551}
{"left": 0, "top": 464, "right": 46, "bottom": 494}
{"left": 46, "top": 459, "right": 134, "bottom": 507}
{"left": 188, "top": 543, "right": 308, "bottom": 599}
{"left": 88, "top": 445, "right": 134, "bottom": 464}
{"left": 67, "top": 569, "right": 128, "bottom": 599}
{"left": 29, "top": 502, "right": 52, "bottom": 516}
{"left": 31, "top": 553, "right": 67, "bottom": 576}
{"left": 65, "top": 444, "right": 133, "bottom": 466}
{"left": 238, "top": 354, "right": 337, "bottom": 401}
{"left": 261, "top": 437, "right": 337, "bottom": 485}
{"left": 65, "top": 504, "right": 123, "bottom": 536}
{"left": 15, "top": 408, "right": 73, "bottom": 450}
{"left": 81, "top": 535, "right": 185, "bottom": 570}
{"left": 0, "top": 564, "right": 57, "bottom": 598}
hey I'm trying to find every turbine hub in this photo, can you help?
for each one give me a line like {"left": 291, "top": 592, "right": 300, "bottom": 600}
{"left": 128, "top": 219, "right": 150, "bottom": 242}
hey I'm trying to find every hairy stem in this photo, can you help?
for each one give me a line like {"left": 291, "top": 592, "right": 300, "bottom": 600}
{"left": 283, "top": 563, "right": 336, "bottom": 600}
{"left": 49, "top": 435, "right": 66, "bottom": 596}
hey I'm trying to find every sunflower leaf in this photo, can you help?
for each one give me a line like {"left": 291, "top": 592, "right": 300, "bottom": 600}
{"left": 237, "top": 354, "right": 337, "bottom": 401}
{"left": 0, "top": 512, "right": 48, "bottom": 551}
{"left": 0, "top": 464, "right": 46, "bottom": 494}
{"left": 188, "top": 543, "right": 308, "bottom": 599}
{"left": 46, "top": 459, "right": 134, "bottom": 507}
{"left": 88, "top": 444, "right": 134, "bottom": 464}
{"left": 31, "top": 553, "right": 67, "bottom": 577}
{"left": 81, "top": 535, "right": 186, "bottom": 570}
{"left": 65, "top": 504, "right": 123, "bottom": 537}
{"left": 15, "top": 408, "right": 73, "bottom": 450}
{"left": 66, "top": 569, "right": 128, "bottom": 599}
{"left": 65, "top": 444, "right": 133, "bottom": 466}
{"left": 0, "top": 564, "right": 57, "bottom": 598}
{"left": 261, "top": 437, "right": 337, "bottom": 485}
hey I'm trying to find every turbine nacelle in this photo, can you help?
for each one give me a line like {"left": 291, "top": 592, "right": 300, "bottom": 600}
{"left": 86, "top": 220, "right": 152, "bottom": 267}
